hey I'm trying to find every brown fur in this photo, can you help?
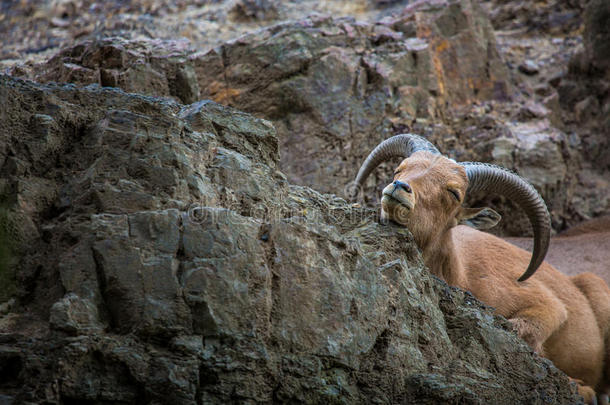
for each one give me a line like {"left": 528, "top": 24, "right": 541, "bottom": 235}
{"left": 559, "top": 216, "right": 610, "bottom": 237}
{"left": 506, "top": 216, "right": 610, "bottom": 286}
{"left": 380, "top": 152, "right": 610, "bottom": 403}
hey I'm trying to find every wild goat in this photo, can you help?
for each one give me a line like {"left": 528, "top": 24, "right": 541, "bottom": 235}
{"left": 354, "top": 134, "right": 610, "bottom": 404}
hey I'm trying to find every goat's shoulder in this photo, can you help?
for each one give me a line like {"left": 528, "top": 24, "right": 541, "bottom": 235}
{"left": 451, "top": 225, "right": 530, "bottom": 275}
{"left": 451, "top": 225, "right": 578, "bottom": 292}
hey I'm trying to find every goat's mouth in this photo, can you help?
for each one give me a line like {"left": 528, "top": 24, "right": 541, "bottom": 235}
{"left": 381, "top": 191, "right": 413, "bottom": 211}
{"left": 381, "top": 193, "right": 412, "bottom": 224}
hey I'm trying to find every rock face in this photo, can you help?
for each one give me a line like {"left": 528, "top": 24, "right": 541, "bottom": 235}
{"left": 8, "top": 0, "right": 608, "bottom": 236}
{"left": 1, "top": 0, "right": 609, "bottom": 403}
{"left": 0, "top": 75, "right": 582, "bottom": 404}
{"left": 196, "top": 1, "right": 512, "bottom": 197}
{"left": 9, "top": 0, "right": 513, "bottom": 196}
{"left": 583, "top": 0, "right": 610, "bottom": 73}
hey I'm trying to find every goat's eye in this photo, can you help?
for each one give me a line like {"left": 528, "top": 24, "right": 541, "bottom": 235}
{"left": 394, "top": 169, "right": 400, "bottom": 175}
{"left": 448, "top": 188, "right": 461, "bottom": 201}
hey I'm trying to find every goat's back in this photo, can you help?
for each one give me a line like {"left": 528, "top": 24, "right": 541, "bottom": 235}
{"left": 505, "top": 216, "right": 610, "bottom": 285}
{"left": 559, "top": 215, "right": 610, "bottom": 237}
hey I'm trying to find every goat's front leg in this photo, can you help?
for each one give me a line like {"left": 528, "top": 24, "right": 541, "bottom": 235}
{"left": 569, "top": 377, "right": 598, "bottom": 405}
{"left": 508, "top": 295, "right": 568, "bottom": 356}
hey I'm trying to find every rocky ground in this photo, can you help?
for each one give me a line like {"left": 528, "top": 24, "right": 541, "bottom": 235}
{"left": 0, "top": 0, "right": 608, "bottom": 403}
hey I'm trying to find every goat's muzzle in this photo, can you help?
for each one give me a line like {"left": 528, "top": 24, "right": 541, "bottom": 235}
{"left": 382, "top": 182, "right": 414, "bottom": 224}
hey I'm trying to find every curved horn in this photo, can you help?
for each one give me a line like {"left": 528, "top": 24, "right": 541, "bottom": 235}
{"left": 355, "top": 134, "right": 440, "bottom": 190}
{"left": 462, "top": 162, "right": 551, "bottom": 282}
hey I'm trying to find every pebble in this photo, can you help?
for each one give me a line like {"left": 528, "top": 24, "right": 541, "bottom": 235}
{"left": 518, "top": 60, "right": 540, "bottom": 75}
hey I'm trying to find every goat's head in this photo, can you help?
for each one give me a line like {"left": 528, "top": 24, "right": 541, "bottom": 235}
{"left": 379, "top": 151, "right": 486, "bottom": 249}
{"left": 354, "top": 134, "right": 551, "bottom": 282}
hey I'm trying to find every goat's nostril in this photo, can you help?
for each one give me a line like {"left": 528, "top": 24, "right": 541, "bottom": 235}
{"left": 393, "top": 180, "right": 412, "bottom": 193}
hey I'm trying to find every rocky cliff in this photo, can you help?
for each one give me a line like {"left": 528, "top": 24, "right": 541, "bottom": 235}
{"left": 0, "top": 74, "right": 581, "bottom": 404}
{"left": 4, "top": 0, "right": 609, "bottom": 235}
{"left": 1, "top": 0, "right": 608, "bottom": 403}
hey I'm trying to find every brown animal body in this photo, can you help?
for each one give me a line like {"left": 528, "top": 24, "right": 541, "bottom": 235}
{"left": 354, "top": 134, "right": 610, "bottom": 404}
{"left": 506, "top": 216, "right": 610, "bottom": 285}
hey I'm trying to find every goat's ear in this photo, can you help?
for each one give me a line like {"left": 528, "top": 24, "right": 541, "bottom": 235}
{"left": 458, "top": 207, "right": 501, "bottom": 230}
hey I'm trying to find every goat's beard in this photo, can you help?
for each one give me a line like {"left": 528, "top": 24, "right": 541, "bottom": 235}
{"left": 381, "top": 201, "right": 411, "bottom": 225}
{"left": 381, "top": 204, "right": 433, "bottom": 249}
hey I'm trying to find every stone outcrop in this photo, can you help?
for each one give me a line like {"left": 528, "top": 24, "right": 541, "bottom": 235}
{"left": 8, "top": 0, "right": 514, "bottom": 197}
{"left": 583, "top": 0, "right": 610, "bottom": 74}
{"left": 0, "top": 74, "right": 582, "bottom": 404}
{"left": 194, "top": 0, "right": 512, "bottom": 197}
{"left": 8, "top": 0, "right": 608, "bottom": 235}
{"left": 1, "top": 0, "right": 609, "bottom": 403}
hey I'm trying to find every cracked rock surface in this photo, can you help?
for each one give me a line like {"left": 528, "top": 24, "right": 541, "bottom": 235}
{"left": 0, "top": 75, "right": 582, "bottom": 404}
{"left": 5, "top": 0, "right": 608, "bottom": 236}
{"left": 1, "top": 0, "right": 608, "bottom": 403}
